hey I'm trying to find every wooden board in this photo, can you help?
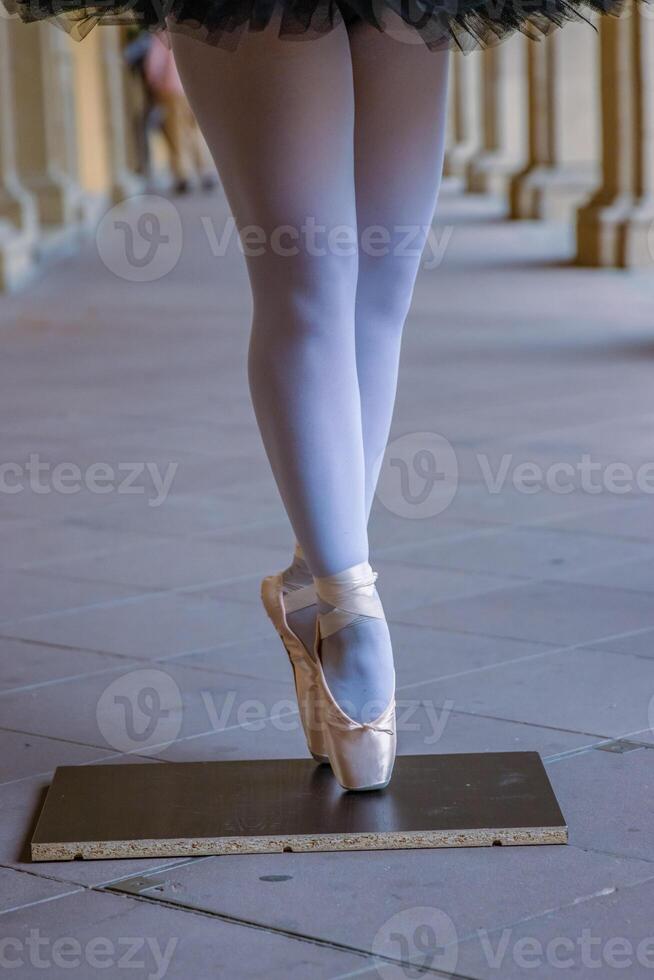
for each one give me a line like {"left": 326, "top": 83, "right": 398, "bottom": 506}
{"left": 31, "top": 752, "right": 567, "bottom": 861}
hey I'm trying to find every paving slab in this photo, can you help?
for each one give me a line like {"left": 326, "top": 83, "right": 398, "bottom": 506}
{"left": 562, "top": 555, "right": 654, "bottom": 594}
{"left": 65, "top": 489, "right": 285, "bottom": 537}
{"left": 108, "top": 841, "right": 654, "bottom": 970}
{"left": 1, "top": 591, "right": 264, "bottom": 659}
{"left": 453, "top": 875, "right": 654, "bottom": 980}
{"left": 0, "top": 637, "right": 125, "bottom": 692}
{"left": 25, "top": 535, "right": 287, "bottom": 592}
{"left": 407, "top": 646, "right": 654, "bottom": 738}
{"left": 590, "top": 629, "right": 654, "bottom": 659}
{"left": 0, "top": 568, "right": 144, "bottom": 623}
{"left": 542, "top": 498, "right": 654, "bottom": 542}
{"left": 0, "top": 660, "right": 294, "bottom": 751}
{"left": 547, "top": 746, "right": 654, "bottom": 864}
{"left": 0, "top": 886, "right": 369, "bottom": 978}
{"left": 0, "top": 729, "right": 114, "bottom": 785}
{"left": 0, "top": 521, "right": 153, "bottom": 570}
{"left": 393, "top": 527, "right": 653, "bottom": 583}
{"left": 0, "top": 866, "right": 80, "bottom": 914}
{"left": 400, "top": 580, "right": 654, "bottom": 647}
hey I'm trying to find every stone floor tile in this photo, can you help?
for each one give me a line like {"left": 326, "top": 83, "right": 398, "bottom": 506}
{"left": 547, "top": 746, "right": 654, "bottom": 864}
{"left": 0, "top": 888, "right": 370, "bottom": 979}
{"left": 112, "top": 842, "right": 654, "bottom": 971}
{"left": 454, "top": 875, "right": 654, "bottom": 979}
{"left": 393, "top": 527, "right": 653, "bottom": 583}
{"left": 0, "top": 729, "right": 114, "bottom": 784}
{"left": 0, "top": 569, "right": 145, "bottom": 623}
{"left": 401, "top": 580, "right": 654, "bottom": 647}
{"left": 0, "top": 866, "right": 80, "bottom": 914}
{"left": 406, "top": 646, "right": 654, "bottom": 738}
{"left": 1, "top": 591, "right": 264, "bottom": 658}
{"left": 0, "top": 660, "right": 294, "bottom": 751}
{"left": 0, "top": 637, "right": 124, "bottom": 692}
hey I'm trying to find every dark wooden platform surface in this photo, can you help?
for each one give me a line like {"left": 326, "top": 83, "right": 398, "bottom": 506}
{"left": 32, "top": 752, "right": 567, "bottom": 861}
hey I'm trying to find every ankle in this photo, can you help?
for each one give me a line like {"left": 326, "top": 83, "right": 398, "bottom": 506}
{"left": 283, "top": 542, "right": 312, "bottom": 590}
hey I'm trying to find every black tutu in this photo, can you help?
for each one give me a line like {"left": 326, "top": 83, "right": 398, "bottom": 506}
{"left": 3, "top": 0, "right": 643, "bottom": 51}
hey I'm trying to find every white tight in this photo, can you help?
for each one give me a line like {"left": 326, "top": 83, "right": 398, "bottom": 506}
{"left": 172, "top": 18, "right": 449, "bottom": 718}
{"left": 172, "top": 17, "right": 449, "bottom": 576}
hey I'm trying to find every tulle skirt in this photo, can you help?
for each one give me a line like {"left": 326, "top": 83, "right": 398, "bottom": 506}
{"left": 3, "top": 0, "right": 644, "bottom": 51}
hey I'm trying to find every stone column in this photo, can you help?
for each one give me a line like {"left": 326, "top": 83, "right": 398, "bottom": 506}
{"left": 467, "top": 36, "right": 528, "bottom": 196}
{"left": 101, "top": 30, "right": 141, "bottom": 204}
{"left": 9, "top": 21, "right": 81, "bottom": 240}
{"left": 0, "top": 19, "right": 37, "bottom": 291}
{"left": 444, "top": 51, "right": 481, "bottom": 180}
{"left": 622, "top": 5, "right": 654, "bottom": 267}
{"left": 577, "top": 8, "right": 654, "bottom": 268}
{"left": 510, "top": 28, "right": 599, "bottom": 220}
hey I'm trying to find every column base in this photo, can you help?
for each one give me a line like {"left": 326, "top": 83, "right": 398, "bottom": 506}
{"left": 621, "top": 201, "right": 654, "bottom": 269}
{"left": 467, "top": 152, "right": 523, "bottom": 197}
{"left": 108, "top": 171, "right": 144, "bottom": 207}
{"left": 23, "top": 173, "right": 81, "bottom": 229}
{"left": 0, "top": 223, "right": 36, "bottom": 293}
{"left": 577, "top": 195, "right": 654, "bottom": 269}
{"left": 0, "top": 182, "right": 38, "bottom": 236}
{"left": 510, "top": 165, "right": 598, "bottom": 222}
{"left": 444, "top": 142, "right": 480, "bottom": 180}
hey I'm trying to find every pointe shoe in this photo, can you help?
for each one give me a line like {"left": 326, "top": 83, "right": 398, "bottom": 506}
{"left": 314, "top": 562, "right": 396, "bottom": 792}
{"left": 261, "top": 572, "right": 328, "bottom": 763}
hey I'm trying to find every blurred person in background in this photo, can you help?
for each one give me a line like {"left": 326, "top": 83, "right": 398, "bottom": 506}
{"left": 124, "top": 30, "right": 159, "bottom": 180}
{"left": 143, "top": 33, "right": 217, "bottom": 194}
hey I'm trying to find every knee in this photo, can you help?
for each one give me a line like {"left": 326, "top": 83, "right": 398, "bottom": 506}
{"left": 357, "top": 255, "right": 419, "bottom": 336}
{"left": 251, "top": 253, "right": 358, "bottom": 342}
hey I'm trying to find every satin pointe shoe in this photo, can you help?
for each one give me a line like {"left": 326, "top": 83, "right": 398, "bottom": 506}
{"left": 313, "top": 561, "right": 396, "bottom": 792}
{"left": 261, "top": 571, "right": 328, "bottom": 763}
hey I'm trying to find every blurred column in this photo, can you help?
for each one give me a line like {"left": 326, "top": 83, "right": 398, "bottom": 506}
{"left": 9, "top": 22, "right": 82, "bottom": 242}
{"left": 444, "top": 52, "right": 481, "bottom": 179}
{"left": 101, "top": 31, "right": 141, "bottom": 203}
{"left": 0, "top": 19, "right": 37, "bottom": 290}
{"left": 510, "top": 30, "right": 599, "bottom": 220}
{"left": 467, "top": 36, "right": 527, "bottom": 196}
{"left": 577, "top": 8, "right": 654, "bottom": 268}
